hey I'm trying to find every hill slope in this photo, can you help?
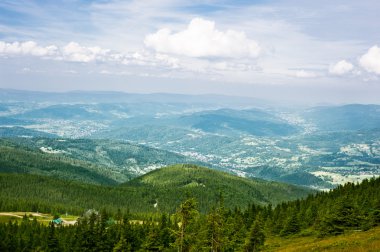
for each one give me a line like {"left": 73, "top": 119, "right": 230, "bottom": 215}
{"left": 0, "top": 137, "right": 203, "bottom": 183}
{"left": 264, "top": 226, "right": 380, "bottom": 251}
{"left": 127, "top": 164, "right": 312, "bottom": 211}
{"left": 0, "top": 144, "right": 120, "bottom": 185}
{"left": 0, "top": 165, "right": 312, "bottom": 214}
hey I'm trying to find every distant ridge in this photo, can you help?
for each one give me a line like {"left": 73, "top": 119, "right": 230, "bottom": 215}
{"left": 0, "top": 88, "right": 268, "bottom": 107}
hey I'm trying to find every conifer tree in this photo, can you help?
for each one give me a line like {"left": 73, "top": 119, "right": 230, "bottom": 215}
{"left": 244, "top": 214, "right": 265, "bottom": 252}
{"left": 47, "top": 222, "right": 59, "bottom": 252}
{"left": 205, "top": 207, "right": 224, "bottom": 251}
{"left": 174, "top": 198, "right": 199, "bottom": 252}
{"left": 280, "top": 210, "right": 300, "bottom": 236}
{"left": 113, "top": 235, "right": 130, "bottom": 252}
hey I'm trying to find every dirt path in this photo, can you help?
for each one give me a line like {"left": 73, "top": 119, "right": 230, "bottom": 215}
{"left": 0, "top": 213, "right": 23, "bottom": 218}
{"left": 63, "top": 220, "right": 77, "bottom": 225}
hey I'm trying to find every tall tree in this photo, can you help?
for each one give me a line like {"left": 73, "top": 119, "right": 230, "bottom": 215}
{"left": 174, "top": 198, "right": 199, "bottom": 252}
{"left": 244, "top": 214, "right": 265, "bottom": 252}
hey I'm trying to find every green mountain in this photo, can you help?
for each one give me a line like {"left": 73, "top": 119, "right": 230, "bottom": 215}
{"left": 0, "top": 164, "right": 312, "bottom": 215}
{"left": 127, "top": 164, "right": 312, "bottom": 211}
{"left": 0, "top": 144, "right": 120, "bottom": 185}
{"left": 0, "top": 137, "right": 203, "bottom": 184}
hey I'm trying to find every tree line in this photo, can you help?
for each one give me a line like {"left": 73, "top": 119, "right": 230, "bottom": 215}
{"left": 1, "top": 176, "right": 380, "bottom": 251}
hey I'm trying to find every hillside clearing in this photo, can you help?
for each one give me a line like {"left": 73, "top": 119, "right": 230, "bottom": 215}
{"left": 264, "top": 226, "right": 380, "bottom": 252}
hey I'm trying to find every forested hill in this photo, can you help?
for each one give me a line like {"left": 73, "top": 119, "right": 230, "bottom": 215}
{"left": 126, "top": 164, "right": 312, "bottom": 211}
{"left": 0, "top": 141, "right": 123, "bottom": 185}
{"left": 0, "top": 137, "right": 204, "bottom": 184}
{"left": 1, "top": 169, "right": 379, "bottom": 251}
{"left": 0, "top": 164, "right": 312, "bottom": 214}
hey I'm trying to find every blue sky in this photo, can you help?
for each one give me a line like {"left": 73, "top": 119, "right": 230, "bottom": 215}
{"left": 0, "top": 0, "right": 379, "bottom": 104}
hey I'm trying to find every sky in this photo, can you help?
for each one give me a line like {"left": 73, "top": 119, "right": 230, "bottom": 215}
{"left": 0, "top": 0, "right": 379, "bottom": 104}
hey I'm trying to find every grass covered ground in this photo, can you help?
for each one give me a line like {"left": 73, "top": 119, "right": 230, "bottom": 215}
{"left": 264, "top": 226, "right": 380, "bottom": 252}
{"left": 0, "top": 212, "right": 78, "bottom": 225}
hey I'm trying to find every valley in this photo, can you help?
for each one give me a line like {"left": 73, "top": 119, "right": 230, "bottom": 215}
{"left": 1, "top": 89, "right": 379, "bottom": 189}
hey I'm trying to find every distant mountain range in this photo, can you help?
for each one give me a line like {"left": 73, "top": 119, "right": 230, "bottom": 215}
{"left": 0, "top": 88, "right": 267, "bottom": 107}
{"left": 304, "top": 104, "right": 380, "bottom": 131}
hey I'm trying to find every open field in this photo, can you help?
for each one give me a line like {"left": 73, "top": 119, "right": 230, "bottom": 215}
{"left": 0, "top": 212, "right": 78, "bottom": 225}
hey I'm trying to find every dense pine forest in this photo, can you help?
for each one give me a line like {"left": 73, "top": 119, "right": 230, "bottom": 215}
{"left": 1, "top": 170, "right": 380, "bottom": 251}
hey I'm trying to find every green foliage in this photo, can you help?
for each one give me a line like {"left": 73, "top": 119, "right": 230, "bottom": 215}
{"left": 174, "top": 198, "right": 199, "bottom": 252}
{"left": 0, "top": 143, "right": 119, "bottom": 185}
{"left": 280, "top": 211, "right": 300, "bottom": 236}
{"left": 0, "top": 164, "right": 311, "bottom": 215}
{"left": 270, "top": 177, "right": 380, "bottom": 238}
{"left": 0, "top": 137, "right": 209, "bottom": 186}
{"left": 244, "top": 215, "right": 265, "bottom": 252}
{"left": 1, "top": 176, "right": 380, "bottom": 251}
{"left": 128, "top": 164, "right": 312, "bottom": 212}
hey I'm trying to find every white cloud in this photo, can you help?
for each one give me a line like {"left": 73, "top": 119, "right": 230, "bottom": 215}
{"left": 359, "top": 45, "right": 380, "bottom": 74}
{"left": 0, "top": 40, "right": 179, "bottom": 69}
{"left": 0, "top": 40, "right": 110, "bottom": 63}
{"left": 144, "top": 17, "right": 261, "bottom": 58}
{"left": 62, "top": 42, "right": 110, "bottom": 63}
{"left": 0, "top": 41, "right": 57, "bottom": 57}
{"left": 292, "top": 70, "right": 318, "bottom": 78}
{"left": 329, "top": 60, "right": 354, "bottom": 75}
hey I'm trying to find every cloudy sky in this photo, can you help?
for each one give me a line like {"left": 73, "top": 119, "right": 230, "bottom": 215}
{"left": 0, "top": 0, "right": 379, "bottom": 104}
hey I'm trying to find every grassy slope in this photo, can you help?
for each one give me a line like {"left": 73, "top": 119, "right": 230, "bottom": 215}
{"left": 264, "top": 227, "right": 380, "bottom": 252}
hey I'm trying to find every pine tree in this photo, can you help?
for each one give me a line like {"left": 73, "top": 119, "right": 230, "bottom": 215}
{"left": 113, "top": 235, "right": 131, "bottom": 252}
{"left": 244, "top": 215, "right": 265, "bottom": 252}
{"left": 159, "top": 213, "right": 172, "bottom": 249}
{"left": 280, "top": 210, "right": 300, "bottom": 236}
{"left": 47, "top": 222, "right": 60, "bottom": 252}
{"left": 174, "top": 198, "right": 199, "bottom": 252}
{"left": 205, "top": 207, "right": 224, "bottom": 251}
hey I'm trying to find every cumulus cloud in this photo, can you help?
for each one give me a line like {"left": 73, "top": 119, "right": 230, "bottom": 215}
{"left": 144, "top": 17, "right": 261, "bottom": 58}
{"left": 329, "top": 60, "right": 354, "bottom": 75}
{"left": 0, "top": 40, "right": 179, "bottom": 69}
{"left": 62, "top": 42, "right": 110, "bottom": 62}
{"left": 0, "top": 41, "right": 58, "bottom": 57}
{"left": 359, "top": 45, "right": 380, "bottom": 74}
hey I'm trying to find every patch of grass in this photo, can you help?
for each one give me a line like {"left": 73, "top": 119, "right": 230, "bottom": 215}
{"left": 0, "top": 212, "right": 79, "bottom": 226}
{"left": 0, "top": 215, "right": 21, "bottom": 223}
{"left": 264, "top": 226, "right": 380, "bottom": 251}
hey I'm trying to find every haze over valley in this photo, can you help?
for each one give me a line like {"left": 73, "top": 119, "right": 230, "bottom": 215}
{"left": 1, "top": 89, "right": 379, "bottom": 190}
